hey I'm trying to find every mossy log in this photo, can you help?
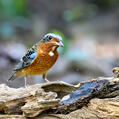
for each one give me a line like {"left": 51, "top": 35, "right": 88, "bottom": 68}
{"left": 0, "top": 77, "right": 119, "bottom": 119}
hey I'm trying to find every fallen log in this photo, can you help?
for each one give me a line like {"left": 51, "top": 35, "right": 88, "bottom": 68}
{"left": 0, "top": 77, "right": 119, "bottom": 119}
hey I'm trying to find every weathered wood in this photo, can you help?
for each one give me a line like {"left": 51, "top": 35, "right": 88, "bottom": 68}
{"left": 0, "top": 82, "right": 77, "bottom": 117}
{"left": 0, "top": 77, "right": 119, "bottom": 119}
{"left": 54, "top": 78, "right": 109, "bottom": 114}
{"left": 53, "top": 77, "right": 119, "bottom": 114}
{"left": 0, "top": 115, "right": 25, "bottom": 119}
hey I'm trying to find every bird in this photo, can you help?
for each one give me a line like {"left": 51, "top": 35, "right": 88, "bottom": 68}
{"left": 8, "top": 33, "right": 64, "bottom": 87}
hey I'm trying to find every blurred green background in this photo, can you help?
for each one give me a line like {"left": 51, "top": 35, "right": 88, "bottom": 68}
{"left": 0, "top": 0, "right": 119, "bottom": 88}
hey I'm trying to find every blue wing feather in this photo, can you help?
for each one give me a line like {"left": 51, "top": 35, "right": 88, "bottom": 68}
{"left": 29, "top": 52, "right": 37, "bottom": 59}
{"left": 14, "top": 43, "right": 38, "bottom": 71}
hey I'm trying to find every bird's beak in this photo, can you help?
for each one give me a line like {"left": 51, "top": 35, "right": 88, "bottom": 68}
{"left": 56, "top": 41, "right": 64, "bottom": 47}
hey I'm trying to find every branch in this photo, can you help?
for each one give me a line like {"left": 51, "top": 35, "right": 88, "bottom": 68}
{"left": 0, "top": 77, "right": 119, "bottom": 119}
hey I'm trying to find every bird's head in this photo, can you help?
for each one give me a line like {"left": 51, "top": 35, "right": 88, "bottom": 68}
{"left": 41, "top": 33, "right": 64, "bottom": 47}
{"left": 39, "top": 33, "right": 64, "bottom": 53}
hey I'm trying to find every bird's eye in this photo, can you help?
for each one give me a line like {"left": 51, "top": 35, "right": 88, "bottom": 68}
{"left": 48, "top": 36, "right": 52, "bottom": 40}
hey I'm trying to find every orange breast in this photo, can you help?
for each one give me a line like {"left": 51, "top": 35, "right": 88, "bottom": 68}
{"left": 21, "top": 51, "right": 58, "bottom": 76}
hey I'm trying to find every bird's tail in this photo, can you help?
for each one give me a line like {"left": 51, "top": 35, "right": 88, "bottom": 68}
{"left": 8, "top": 73, "right": 16, "bottom": 81}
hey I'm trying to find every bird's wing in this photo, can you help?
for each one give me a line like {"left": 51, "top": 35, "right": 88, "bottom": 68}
{"left": 14, "top": 43, "right": 38, "bottom": 71}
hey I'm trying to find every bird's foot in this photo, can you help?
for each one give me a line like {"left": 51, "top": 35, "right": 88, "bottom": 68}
{"left": 24, "top": 84, "right": 29, "bottom": 88}
{"left": 44, "top": 78, "right": 50, "bottom": 82}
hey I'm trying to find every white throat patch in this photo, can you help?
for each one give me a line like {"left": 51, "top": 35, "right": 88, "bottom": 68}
{"left": 49, "top": 51, "right": 54, "bottom": 56}
{"left": 49, "top": 46, "right": 56, "bottom": 56}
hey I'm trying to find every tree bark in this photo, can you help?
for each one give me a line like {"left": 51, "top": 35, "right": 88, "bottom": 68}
{"left": 0, "top": 77, "right": 119, "bottom": 119}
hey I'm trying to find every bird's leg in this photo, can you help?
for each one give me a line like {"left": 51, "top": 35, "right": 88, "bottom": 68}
{"left": 42, "top": 73, "right": 49, "bottom": 82}
{"left": 24, "top": 76, "right": 27, "bottom": 88}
